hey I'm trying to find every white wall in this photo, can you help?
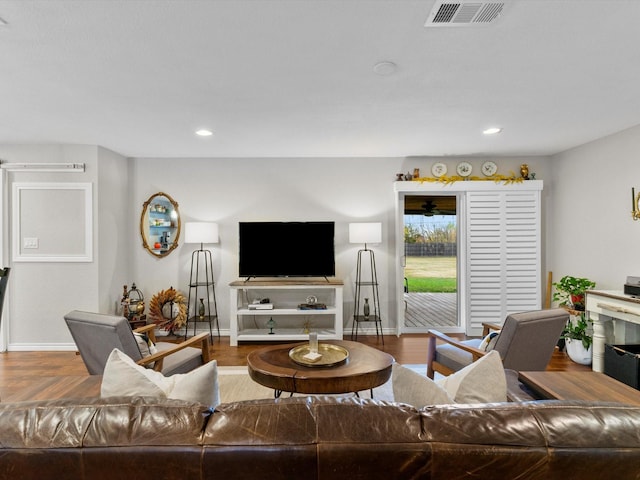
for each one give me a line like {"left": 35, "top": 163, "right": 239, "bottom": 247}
{"left": 97, "top": 146, "right": 130, "bottom": 314}
{"left": 0, "top": 145, "right": 127, "bottom": 350}
{"left": 0, "top": 148, "right": 555, "bottom": 349}
{"left": 130, "top": 156, "right": 552, "bottom": 337}
{"left": 548, "top": 124, "right": 640, "bottom": 291}
{"left": 130, "top": 157, "right": 401, "bottom": 335}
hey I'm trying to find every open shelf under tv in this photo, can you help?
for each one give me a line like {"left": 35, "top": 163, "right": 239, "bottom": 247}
{"left": 229, "top": 279, "right": 344, "bottom": 346}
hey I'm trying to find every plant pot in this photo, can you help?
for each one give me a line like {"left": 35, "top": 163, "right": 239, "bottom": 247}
{"left": 569, "top": 294, "right": 585, "bottom": 310}
{"left": 557, "top": 337, "right": 566, "bottom": 352}
{"left": 565, "top": 338, "right": 592, "bottom": 365}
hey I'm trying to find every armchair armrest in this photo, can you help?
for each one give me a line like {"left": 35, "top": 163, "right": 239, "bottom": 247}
{"left": 427, "top": 329, "right": 487, "bottom": 359}
{"left": 481, "top": 322, "right": 502, "bottom": 336}
{"left": 134, "top": 324, "right": 156, "bottom": 334}
{"left": 134, "top": 322, "right": 172, "bottom": 343}
{"left": 134, "top": 331, "right": 211, "bottom": 372}
{"left": 426, "top": 329, "right": 486, "bottom": 379}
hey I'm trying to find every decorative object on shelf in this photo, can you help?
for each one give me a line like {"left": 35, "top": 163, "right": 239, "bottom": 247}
{"left": 413, "top": 168, "right": 420, "bottom": 179}
{"left": 148, "top": 287, "right": 187, "bottom": 333}
{"left": 120, "top": 283, "right": 146, "bottom": 326}
{"left": 139, "top": 192, "right": 181, "bottom": 258}
{"left": 481, "top": 161, "right": 498, "bottom": 177}
{"left": 552, "top": 275, "right": 596, "bottom": 311}
{"left": 416, "top": 173, "right": 523, "bottom": 185}
{"left": 120, "top": 285, "right": 130, "bottom": 318}
{"left": 431, "top": 162, "right": 447, "bottom": 178}
{"left": 185, "top": 222, "right": 220, "bottom": 339}
{"left": 396, "top": 173, "right": 404, "bottom": 181}
{"left": 198, "top": 298, "right": 205, "bottom": 320}
{"left": 266, "top": 317, "right": 275, "bottom": 334}
{"left": 349, "top": 222, "right": 384, "bottom": 344}
{"left": 456, "top": 161, "right": 472, "bottom": 178}
{"left": 128, "top": 283, "right": 144, "bottom": 315}
{"left": 404, "top": 171, "right": 413, "bottom": 180}
{"left": 302, "top": 319, "right": 313, "bottom": 334}
{"left": 632, "top": 187, "right": 640, "bottom": 220}
{"left": 298, "top": 303, "right": 327, "bottom": 310}
{"left": 520, "top": 164, "right": 530, "bottom": 180}
{"left": 363, "top": 298, "right": 370, "bottom": 319}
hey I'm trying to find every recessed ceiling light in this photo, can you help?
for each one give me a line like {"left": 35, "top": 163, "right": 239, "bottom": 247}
{"left": 373, "top": 61, "right": 397, "bottom": 75}
{"left": 483, "top": 127, "right": 502, "bottom": 135}
{"left": 195, "top": 129, "right": 213, "bottom": 137}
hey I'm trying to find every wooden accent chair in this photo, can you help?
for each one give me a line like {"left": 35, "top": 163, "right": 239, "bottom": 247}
{"left": 64, "top": 310, "right": 211, "bottom": 376}
{"left": 426, "top": 308, "right": 568, "bottom": 379}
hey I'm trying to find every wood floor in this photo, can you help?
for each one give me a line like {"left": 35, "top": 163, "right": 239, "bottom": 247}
{"left": 0, "top": 334, "right": 589, "bottom": 400}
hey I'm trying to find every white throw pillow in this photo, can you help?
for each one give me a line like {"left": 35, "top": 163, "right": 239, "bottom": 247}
{"left": 478, "top": 330, "right": 500, "bottom": 351}
{"left": 436, "top": 350, "right": 507, "bottom": 403}
{"left": 101, "top": 348, "right": 220, "bottom": 407}
{"left": 133, "top": 332, "right": 158, "bottom": 358}
{"left": 391, "top": 363, "right": 453, "bottom": 408}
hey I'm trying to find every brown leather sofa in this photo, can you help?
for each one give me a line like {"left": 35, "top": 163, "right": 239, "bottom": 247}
{"left": 2, "top": 395, "right": 640, "bottom": 479}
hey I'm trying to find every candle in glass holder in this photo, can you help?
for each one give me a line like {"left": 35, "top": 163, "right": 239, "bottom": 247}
{"left": 309, "top": 332, "right": 318, "bottom": 353}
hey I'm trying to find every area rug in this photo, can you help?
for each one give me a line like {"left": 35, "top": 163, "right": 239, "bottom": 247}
{"left": 216, "top": 364, "right": 429, "bottom": 404}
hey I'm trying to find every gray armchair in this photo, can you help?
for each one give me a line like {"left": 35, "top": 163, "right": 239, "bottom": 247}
{"left": 426, "top": 308, "right": 568, "bottom": 379}
{"left": 64, "top": 310, "right": 211, "bottom": 376}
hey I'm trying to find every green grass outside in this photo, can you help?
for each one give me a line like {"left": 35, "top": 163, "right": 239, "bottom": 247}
{"left": 405, "top": 256, "right": 457, "bottom": 293}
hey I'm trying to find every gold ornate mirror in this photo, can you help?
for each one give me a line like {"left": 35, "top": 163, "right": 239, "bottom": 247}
{"left": 140, "top": 192, "right": 181, "bottom": 258}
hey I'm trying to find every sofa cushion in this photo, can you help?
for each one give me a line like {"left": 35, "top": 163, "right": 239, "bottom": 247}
{"left": 436, "top": 350, "right": 507, "bottom": 403}
{"left": 101, "top": 348, "right": 220, "bottom": 407}
{"left": 392, "top": 363, "right": 453, "bottom": 408}
{"left": 392, "top": 351, "right": 507, "bottom": 407}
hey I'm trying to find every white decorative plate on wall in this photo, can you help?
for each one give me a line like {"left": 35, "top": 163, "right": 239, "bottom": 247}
{"left": 481, "top": 161, "right": 498, "bottom": 177}
{"left": 431, "top": 162, "right": 447, "bottom": 177}
{"left": 456, "top": 161, "right": 472, "bottom": 177}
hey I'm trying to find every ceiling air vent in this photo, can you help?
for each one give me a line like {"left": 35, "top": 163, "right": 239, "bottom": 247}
{"left": 425, "top": 2, "right": 506, "bottom": 27}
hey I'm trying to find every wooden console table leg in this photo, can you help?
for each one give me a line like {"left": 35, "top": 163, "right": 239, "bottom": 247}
{"left": 591, "top": 311, "right": 606, "bottom": 372}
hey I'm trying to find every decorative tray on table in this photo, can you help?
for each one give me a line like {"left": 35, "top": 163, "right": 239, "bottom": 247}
{"left": 289, "top": 343, "right": 349, "bottom": 367}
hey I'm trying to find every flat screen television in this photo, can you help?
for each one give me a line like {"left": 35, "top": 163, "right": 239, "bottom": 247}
{"left": 239, "top": 221, "right": 335, "bottom": 278}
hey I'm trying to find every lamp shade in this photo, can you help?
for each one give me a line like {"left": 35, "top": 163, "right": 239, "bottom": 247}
{"left": 184, "top": 222, "right": 219, "bottom": 244}
{"left": 349, "top": 222, "right": 382, "bottom": 244}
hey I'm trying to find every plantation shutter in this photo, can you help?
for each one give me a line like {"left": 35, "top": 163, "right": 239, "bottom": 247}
{"left": 465, "top": 189, "right": 541, "bottom": 336}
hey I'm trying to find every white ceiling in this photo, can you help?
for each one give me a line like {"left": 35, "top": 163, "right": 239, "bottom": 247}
{"left": 1, "top": 0, "right": 639, "bottom": 159}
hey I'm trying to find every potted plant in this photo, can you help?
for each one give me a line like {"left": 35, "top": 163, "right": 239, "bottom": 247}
{"left": 562, "top": 313, "right": 593, "bottom": 365}
{"left": 552, "top": 275, "right": 596, "bottom": 311}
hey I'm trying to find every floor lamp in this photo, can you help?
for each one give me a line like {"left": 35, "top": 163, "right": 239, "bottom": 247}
{"left": 349, "top": 222, "right": 383, "bottom": 344}
{"left": 185, "top": 222, "right": 220, "bottom": 339}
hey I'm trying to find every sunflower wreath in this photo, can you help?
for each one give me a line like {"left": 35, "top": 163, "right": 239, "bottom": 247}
{"left": 148, "top": 286, "right": 187, "bottom": 333}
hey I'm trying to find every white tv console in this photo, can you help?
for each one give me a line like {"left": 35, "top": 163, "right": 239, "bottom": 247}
{"left": 229, "top": 279, "right": 344, "bottom": 346}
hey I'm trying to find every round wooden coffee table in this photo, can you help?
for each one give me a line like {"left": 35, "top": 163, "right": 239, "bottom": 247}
{"left": 247, "top": 340, "right": 394, "bottom": 397}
